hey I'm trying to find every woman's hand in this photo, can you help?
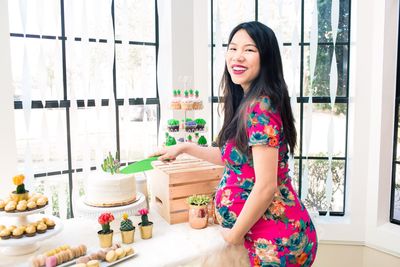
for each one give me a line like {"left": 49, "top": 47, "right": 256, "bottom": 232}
{"left": 220, "top": 228, "right": 244, "bottom": 245}
{"left": 150, "top": 143, "right": 187, "bottom": 163}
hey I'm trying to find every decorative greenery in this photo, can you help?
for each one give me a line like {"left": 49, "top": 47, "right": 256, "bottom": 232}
{"left": 189, "top": 89, "right": 194, "bottom": 95}
{"left": 101, "top": 152, "right": 120, "bottom": 174}
{"left": 13, "top": 174, "right": 26, "bottom": 194}
{"left": 120, "top": 213, "right": 135, "bottom": 231}
{"left": 177, "top": 89, "right": 181, "bottom": 96}
{"left": 187, "top": 135, "right": 192, "bottom": 142}
{"left": 98, "top": 212, "right": 114, "bottom": 234}
{"left": 198, "top": 136, "right": 207, "bottom": 146}
{"left": 187, "top": 194, "right": 211, "bottom": 206}
{"left": 165, "top": 134, "right": 177, "bottom": 146}
{"left": 139, "top": 208, "right": 152, "bottom": 226}
{"left": 184, "top": 90, "right": 189, "bottom": 97}
{"left": 185, "top": 118, "right": 193, "bottom": 122}
{"left": 195, "top": 90, "right": 199, "bottom": 97}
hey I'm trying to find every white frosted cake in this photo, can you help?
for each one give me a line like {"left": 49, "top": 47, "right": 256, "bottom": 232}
{"left": 85, "top": 171, "right": 137, "bottom": 207}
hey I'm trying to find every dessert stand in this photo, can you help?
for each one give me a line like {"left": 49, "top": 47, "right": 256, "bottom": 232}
{"left": 0, "top": 206, "right": 63, "bottom": 256}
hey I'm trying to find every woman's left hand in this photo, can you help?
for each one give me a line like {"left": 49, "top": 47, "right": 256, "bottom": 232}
{"left": 220, "top": 228, "right": 244, "bottom": 245}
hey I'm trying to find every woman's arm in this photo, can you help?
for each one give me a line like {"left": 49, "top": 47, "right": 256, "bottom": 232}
{"left": 153, "top": 143, "right": 224, "bottom": 166}
{"left": 223, "top": 145, "right": 278, "bottom": 244}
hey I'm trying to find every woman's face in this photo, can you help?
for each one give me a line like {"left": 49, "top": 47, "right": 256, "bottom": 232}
{"left": 226, "top": 29, "right": 260, "bottom": 93}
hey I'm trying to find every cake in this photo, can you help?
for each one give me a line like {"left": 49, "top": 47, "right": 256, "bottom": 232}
{"left": 193, "top": 90, "right": 203, "bottom": 109}
{"left": 85, "top": 171, "right": 136, "bottom": 207}
{"left": 170, "top": 90, "right": 181, "bottom": 110}
{"left": 85, "top": 152, "right": 136, "bottom": 207}
{"left": 181, "top": 90, "right": 194, "bottom": 110}
{"left": 167, "top": 119, "right": 180, "bottom": 132}
{"left": 195, "top": 118, "right": 206, "bottom": 131}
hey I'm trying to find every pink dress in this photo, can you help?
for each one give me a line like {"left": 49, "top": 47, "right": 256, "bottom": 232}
{"left": 215, "top": 96, "right": 318, "bottom": 267}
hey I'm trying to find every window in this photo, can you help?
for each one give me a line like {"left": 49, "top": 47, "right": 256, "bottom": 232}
{"left": 390, "top": 4, "right": 400, "bottom": 225}
{"left": 210, "top": 0, "right": 350, "bottom": 215}
{"left": 8, "top": 0, "right": 159, "bottom": 218}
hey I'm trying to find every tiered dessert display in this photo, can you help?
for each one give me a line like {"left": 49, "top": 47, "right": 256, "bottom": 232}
{"left": 0, "top": 175, "right": 62, "bottom": 255}
{"left": 76, "top": 153, "right": 147, "bottom": 228}
{"left": 167, "top": 89, "right": 208, "bottom": 146}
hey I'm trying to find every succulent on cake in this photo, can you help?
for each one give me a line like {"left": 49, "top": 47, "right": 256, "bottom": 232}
{"left": 185, "top": 121, "right": 197, "bottom": 132}
{"left": 189, "top": 89, "right": 194, "bottom": 97}
{"left": 101, "top": 152, "right": 120, "bottom": 175}
{"left": 184, "top": 90, "right": 189, "bottom": 98}
{"left": 198, "top": 136, "right": 208, "bottom": 146}
{"left": 195, "top": 90, "right": 199, "bottom": 98}
{"left": 98, "top": 212, "right": 114, "bottom": 234}
{"left": 187, "top": 134, "right": 193, "bottom": 142}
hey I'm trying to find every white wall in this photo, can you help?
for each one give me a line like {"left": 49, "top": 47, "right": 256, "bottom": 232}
{"left": 0, "top": 0, "right": 17, "bottom": 196}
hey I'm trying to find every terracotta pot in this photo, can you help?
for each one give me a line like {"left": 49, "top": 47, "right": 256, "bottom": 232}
{"left": 10, "top": 190, "right": 29, "bottom": 202}
{"left": 120, "top": 229, "right": 135, "bottom": 244}
{"left": 138, "top": 222, "right": 153, "bottom": 239}
{"left": 97, "top": 230, "right": 113, "bottom": 248}
{"left": 188, "top": 204, "right": 208, "bottom": 229}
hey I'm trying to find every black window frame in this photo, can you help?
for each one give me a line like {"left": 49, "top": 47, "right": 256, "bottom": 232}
{"left": 9, "top": 0, "right": 160, "bottom": 218}
{"left": 210, "top": 0, "right": 351, "bottom": 216}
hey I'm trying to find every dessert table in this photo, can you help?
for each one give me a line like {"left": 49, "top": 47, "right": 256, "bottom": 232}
{"left": 0, "top": 208, "right": 249, "bottom": 267}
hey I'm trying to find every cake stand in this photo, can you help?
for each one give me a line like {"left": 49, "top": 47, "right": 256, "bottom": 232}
{"left": 75, "top": 192, "right": 147, "bottom": 232}
{"left": 0, "top": 207, "right": 63, "bottom": 256}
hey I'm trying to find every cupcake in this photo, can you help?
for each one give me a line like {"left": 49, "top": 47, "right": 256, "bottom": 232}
{"left": 36, "top": 196, "right": 48, "bottom": 208}
{"left": 193, "top": 90, "right": 203, "bottom": 110}
{"left": 37, "top": 222, "right": 47, "bottom": 234}
{"left": 16, "top": 200, "right": 27, "bottom": 212}
{"left": 25, "top": 225, "right": 36, "bottom": 237}
{"left": 194, "top": 118, "right": 206, "bottom": 131}
{"left": 27, "top": 201, "right": 37, "bottom": 210}
{"left": 0, "top": 199, "right": 5, "bottom": 211}
{"left": 170, "top": 90, "right": 181, "bottom": 110}
{"left": 181, "top": 90, "right": 194, "bottom": 110}
{"left": 4, "top": 201, "right": 16, "bottom": 212}
{"left": 167, "top": 119, "right": 180, "bottom": 132}
{"left": 12, "top": 228, "right": 24, "bottom": 239}
{"left": 0, "top": 229, "right": 11, "bottom": 240}
{"left": 185, "top": 120, "right": 197, "bottom": 132}
{"left": 44, "top": 219, "right": 56, "bottom": 230}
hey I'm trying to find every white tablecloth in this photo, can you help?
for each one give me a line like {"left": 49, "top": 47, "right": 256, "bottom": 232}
{"left": 0, "top": 208, "right": 249, "bottom": 267}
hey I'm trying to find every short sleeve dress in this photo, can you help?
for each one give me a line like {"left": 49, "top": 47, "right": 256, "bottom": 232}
{"left": 215, "top": 96, "right": 318, "bottom": 267}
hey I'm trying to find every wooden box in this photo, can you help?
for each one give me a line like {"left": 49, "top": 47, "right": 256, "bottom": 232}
{"left": 150, "top": 156, "right": 224, "bottom": 224}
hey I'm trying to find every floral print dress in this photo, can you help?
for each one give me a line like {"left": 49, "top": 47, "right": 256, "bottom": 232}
{"left": 215, "top": 96, "right": 318, "bottom": 267}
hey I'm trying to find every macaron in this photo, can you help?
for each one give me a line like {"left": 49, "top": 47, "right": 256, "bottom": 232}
{"left": 45, "top": 255, "right": 57, "bottom": 267}
{"left": 86, "top": 259, "right": 100, "bottom": 267}
{"left": 105, "top": 250, "right": 117, "bottom": 263}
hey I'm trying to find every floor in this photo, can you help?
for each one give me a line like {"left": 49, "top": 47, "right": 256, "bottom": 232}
{"left": 313, "top": 243, "right": 400, "bottom": 267}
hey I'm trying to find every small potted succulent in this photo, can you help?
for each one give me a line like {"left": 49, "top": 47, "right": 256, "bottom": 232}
{"left": 98, "top": 212, "right": 115, "bottom": 248}
{"left": 197, "top": 136, "right": 208, "bottom": 147}
{"left": 194, "top": 118, "right": 206, "bottom": 131}
{"left": 138, "top": 208, "right": 153, "bottom": 239}
{"left": 11, "top": 174, "right": 29, "bottom": 202}
{"left": 120, "top": 213, "right": 135, "bottom": 244}
{"left": 101, "top": 152, "right": 120, "bottom": 174}
{"left": 167, "top": 119, "right": 180, "bottom": 132}
{"left": 187, "top": 194, "right": 211, "bottom": 229}
{"left": 187, "top": 134, "right": 193, "bottom": 142}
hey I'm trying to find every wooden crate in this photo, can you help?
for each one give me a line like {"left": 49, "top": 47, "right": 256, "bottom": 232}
{"left": 150, "top": 156, "right": 224, "bottom": 224}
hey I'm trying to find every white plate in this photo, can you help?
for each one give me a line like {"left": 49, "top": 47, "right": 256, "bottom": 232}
{"left": 0, "top": 205, "right": 48, "bottom": 217}
{"left": 0, "top": 215, "right": 63, "bottom": 247}
{"left": 57, "top": 251, "right": 137, "bottom": 267}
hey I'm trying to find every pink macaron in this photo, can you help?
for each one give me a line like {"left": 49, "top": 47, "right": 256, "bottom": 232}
{"left": 45, "top": 255, "right": 57, "bottom": 267}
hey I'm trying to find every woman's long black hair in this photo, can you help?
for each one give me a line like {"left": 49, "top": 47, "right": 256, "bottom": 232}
{"left": 216, "top": 21, "right": 297, "bottom": 155}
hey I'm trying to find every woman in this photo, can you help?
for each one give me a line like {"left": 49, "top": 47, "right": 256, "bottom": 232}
{"left": 154, "top": 21, "right": 317, "bottom": 266}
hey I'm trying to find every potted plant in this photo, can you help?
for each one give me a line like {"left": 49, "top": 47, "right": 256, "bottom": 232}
{"left": 138, "top": 208, "right": 153, "bottom": 239}
{"left": 120, "top": 213, "right": 135, "bottom": 244}
{"left": 11, "top": 174, "right": 29, "bottom": 202}
{"left": 187, "top": 194, "right": 211, "bottom": 229}
{"left": 98, "top": 212, "right": 114, "bottom": 248}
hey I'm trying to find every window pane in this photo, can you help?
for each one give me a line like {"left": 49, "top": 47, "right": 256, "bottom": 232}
{"left": 392, "top": 164, "right": 400, "bottom": 221}
{"left": 116, "top": 45, "right": 157, "bottom": 99}
{"left": 212, "top": 103, "right": 224, "bottom": 141}
{"left": 397, "top": 107, "right": 400, "bottom": 161}
{"left": 115, "top": 0, "right": 155, "bottom": 42}
{"left": 302, "top": 159, "right": 345, "bottom": 212}
{"left": 302, "top": 103, "right": 347, "bottom": 157}
{"left": 119, "top": 105, "right": 158, "bottom": 162}
{"left": 303, "top": 45, "right": 349, "bottom": 97}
